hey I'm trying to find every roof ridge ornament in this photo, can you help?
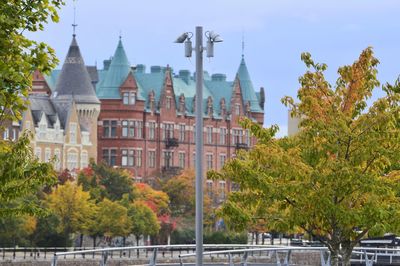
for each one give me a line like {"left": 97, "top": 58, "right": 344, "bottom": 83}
{"left": 242, "top": 32, "right": 245, "bottom": 59}
{"left": 72, "top": 0, "right": 78, "bottom": 37}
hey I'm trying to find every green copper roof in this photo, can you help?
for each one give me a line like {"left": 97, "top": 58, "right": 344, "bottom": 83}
{"left": 237, "top": 56, "right": 263, "bottom": 113}
{"left": 44, "top": 70, "right": 61, "bottom": 91}
{"left": 97, "top": 39, "right": 131, "bottom": 99}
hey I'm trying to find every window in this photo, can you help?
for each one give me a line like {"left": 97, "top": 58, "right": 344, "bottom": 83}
{"left": 81, "top": 151, "right": 88, "bottom": 169}
{"left": 206, "top": 154, "right": 213, "bottom": 170}
{"left": 206, "top": 127, "right": 213, "bottom": 144}
{"left": 219, "top": 181, "right": 226, "bottom": 200}
{"left": 136, "top": 150, "right": 142, "bottom": 167}
{"left": 123, "top": 92, "right": 129, "bottom": 105}
{"left": 45, "top": 148, "right": 51, "bottom": 162}
{"left": 35, "top": 147, "right": 41, "bottom": 160}
{"left": 148, "top": 151, "right": 156, "bottom": 168}
{"left": 219, "top": 154, "right": 226, "bottom": 169}
{"left": 219, "top": 128, "right": 227, "bottom": 145}
{"left": 54, "top": 149, "right": 61, "bottom": 170}
{"left": 235, "top": 104, "right": 240, "bottom": 115}
{"left": 193, "top": 125, "right": 196, "bottom": 140}
{"left": 67, "top": 151, "right": 78, "bottom": 170}
{"left": 122, "top": 120, "right": 128, "bottom": 137}
{"left": 179, "top": 124, "right": 185, "bottom": 142}
{"left": 245, "top": 129, "right": 250, "bottom": 146}
{"left": 148, "top": 122, "right": 155, "bottom": 140}
{"left": 69, "top": 123, "right": 77, "bottom": 144}
{"left": 103, "top": 120, "right": 117, "bottom": 137}
{"left": 129, "top": 121, "right": 135, "bottom": 137}
{"left": 2, "top": 128, "right": 9, "bottom": 140}
{"left": 232, "top": 129, "right": 243, "bottom": 144}
{"left": 39, "top": 124, "right": 46, "bottom": 139}
{"left": 178, "top": 152, "right": 185, "bottom": 168}
{"left": 82, "top": 132, "right": 90, "bottom": 144}
{"left": 55, "top": 124, "right": 60, "bottom": 141}
{"left": 122, "top": 120, "right": 136, "bottom": 137}
{"left": 192, "top": 152, "right": 196, "bottom": 167}
{"left": 136, "top": 121, "right": 143, "bottom": 139}
{"left": 163, "top": 151, "right": 173, "bottom": 167}
{"left": 206, "top": 180, "right": 213, "bottom": 198}
{"left": 123, "top": 92, "right": 136, "bottom": 105}
{"left": 103, "top": 149, "right": 117, "bottom": 166}
{"left": 122, "top": 149, "right": 135, "bottom": 166}
{"left": 11, "top": 129, "right": 16, "bottom": 141}
{"left": 163, "top": 123, "right": 174, "bottom": 139}
{"left": 130, "top": 92, "right": 136, "bottom": 105}
{"left": 166, "top": 96, "right": 172, "bottom": 109}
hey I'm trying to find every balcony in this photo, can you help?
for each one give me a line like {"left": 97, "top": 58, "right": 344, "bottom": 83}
{"left": 165, "top": 137, "right": 179, "bottom": 148}
{"left": 235, "top": 142, "right": 249, "bottom": 150}
{"left": 161, "top": 166, "right": 182, "bottom": 177}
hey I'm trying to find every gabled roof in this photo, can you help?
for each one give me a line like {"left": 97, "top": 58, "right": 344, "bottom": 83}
{"left": 236, "top": 56, "right": 263, "bottom": 113}
{"left": 97, "top": 38, "right": 131, "bottom": 99}
{"left": 29, "top": 94, "right": 60, "bottom": 128}
{"left": 54, "top": 36, "right": 99, "bottom": 104}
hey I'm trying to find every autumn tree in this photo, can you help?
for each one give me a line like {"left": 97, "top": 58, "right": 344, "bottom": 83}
{"left": 46, "top": 181, "right": 96, "bottom": 246}
{"left": 134, "top": 183, "right": 170, "bottom": 216}
{"left": 209, "top": 48, "right": 400, "bottom": 266}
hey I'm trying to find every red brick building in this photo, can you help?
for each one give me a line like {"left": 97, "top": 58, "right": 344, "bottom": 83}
{"left": 96, "top": 38, "right": 265, "bottom": 185}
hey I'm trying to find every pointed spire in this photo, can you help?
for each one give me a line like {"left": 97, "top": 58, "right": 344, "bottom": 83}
{"left": 97, "top": 37, "right": 131, "bottom": 99}
{"left": 236, "top": 56, "right": 263, "bottom": 113}
{"left": 54, "top": 35, "right": 99, "bottom": 104}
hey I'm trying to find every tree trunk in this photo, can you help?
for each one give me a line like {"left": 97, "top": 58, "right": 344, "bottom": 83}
{"left": 93, "top": 236, "right": 96, "bottom": 248}
{"left": 79, "top": 234, "right": 83, "bottom": 247}
{"left": 340, "top": 244, "right": 354, "bottom": 266}
{"left": 136, "top": 235, "right": 140, "bottom": 257}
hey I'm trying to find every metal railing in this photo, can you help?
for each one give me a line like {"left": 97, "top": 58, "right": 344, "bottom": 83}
{"left": 179, "top": 246, "right": 400, "bottom": 266}
{"left": 4, "top": 244, "right": 400, "bottom": 265}
{"left": 50, "top": 244, "right": 272, "bottom": 266}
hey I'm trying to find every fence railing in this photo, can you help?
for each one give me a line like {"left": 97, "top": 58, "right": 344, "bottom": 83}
{"left": 50, "top": 244, "right": 274, "bottom": 266}
{"left": 3, "top": 244, "right": 400, "bottom": 265}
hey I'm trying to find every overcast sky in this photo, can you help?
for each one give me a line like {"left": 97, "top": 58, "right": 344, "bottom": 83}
{"left": 28, "top": 0, "right": 400, "bottom": 137}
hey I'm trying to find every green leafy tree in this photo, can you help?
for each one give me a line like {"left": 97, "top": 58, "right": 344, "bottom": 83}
{"left": 78, "top": 162, "right": 135, "bottom": 201}
{"left": 46, "top": 181, "right": 96, "bottom": 246}
{"left": 95, "top": 199, "right": 131, "bottom": 245}
{"left": 209, "top": 48, "right": 400, "bottom": 266}
{"left": 0, "top": 0, "right": 63, "bottom": 125}
{"left": 128, "top": 201, "right": 160, "bottom": 246}
{"left": 0, "top": 0, "right": 64, "bottom": 217}
{"left": 0, "top": 133, "right": 56, "bottom": 216}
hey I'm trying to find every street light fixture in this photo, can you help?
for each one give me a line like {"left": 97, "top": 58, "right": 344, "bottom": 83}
{"left": 175, "top": 26, "right": 222, "bottom": 266}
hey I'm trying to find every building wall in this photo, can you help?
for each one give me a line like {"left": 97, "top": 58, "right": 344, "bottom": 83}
{"left": 97, "top": 82, "right": 263, "bottom": 184}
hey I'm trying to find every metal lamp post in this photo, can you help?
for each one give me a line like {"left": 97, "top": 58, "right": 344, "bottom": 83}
{"left": 175, "top": 26, "right": 222, "bottom": 266}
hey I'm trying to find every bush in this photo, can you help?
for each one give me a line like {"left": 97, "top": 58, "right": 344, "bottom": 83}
{"left": 171, "top": 229, "right": 195, "bottom": 244}
{"left": 204, "top": 231, "right": 247, "bottom": 244}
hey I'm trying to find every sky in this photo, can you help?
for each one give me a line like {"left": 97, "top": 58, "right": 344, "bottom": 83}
{"left": 28, "top": 0, "right": 400, "bottom": 137}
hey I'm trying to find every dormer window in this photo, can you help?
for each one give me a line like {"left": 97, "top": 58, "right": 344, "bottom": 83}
{"left": 166, "top": 96, "right": 172, "bottom": 109}
{"left": 235, "top": 104, "right": 240, "bottom": 115}
{"left": 123, "top": 92, "right": 136, "bottom": 105}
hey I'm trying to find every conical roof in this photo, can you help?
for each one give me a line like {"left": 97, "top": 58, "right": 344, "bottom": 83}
{"left": 54, "top": 36, "right": 99, "bottom": 104}
{"left": 236, "top": 56, "right": 263, "bottom": 113}
{"left": 97, "top": 38, "right": 131, "bottom": 99}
